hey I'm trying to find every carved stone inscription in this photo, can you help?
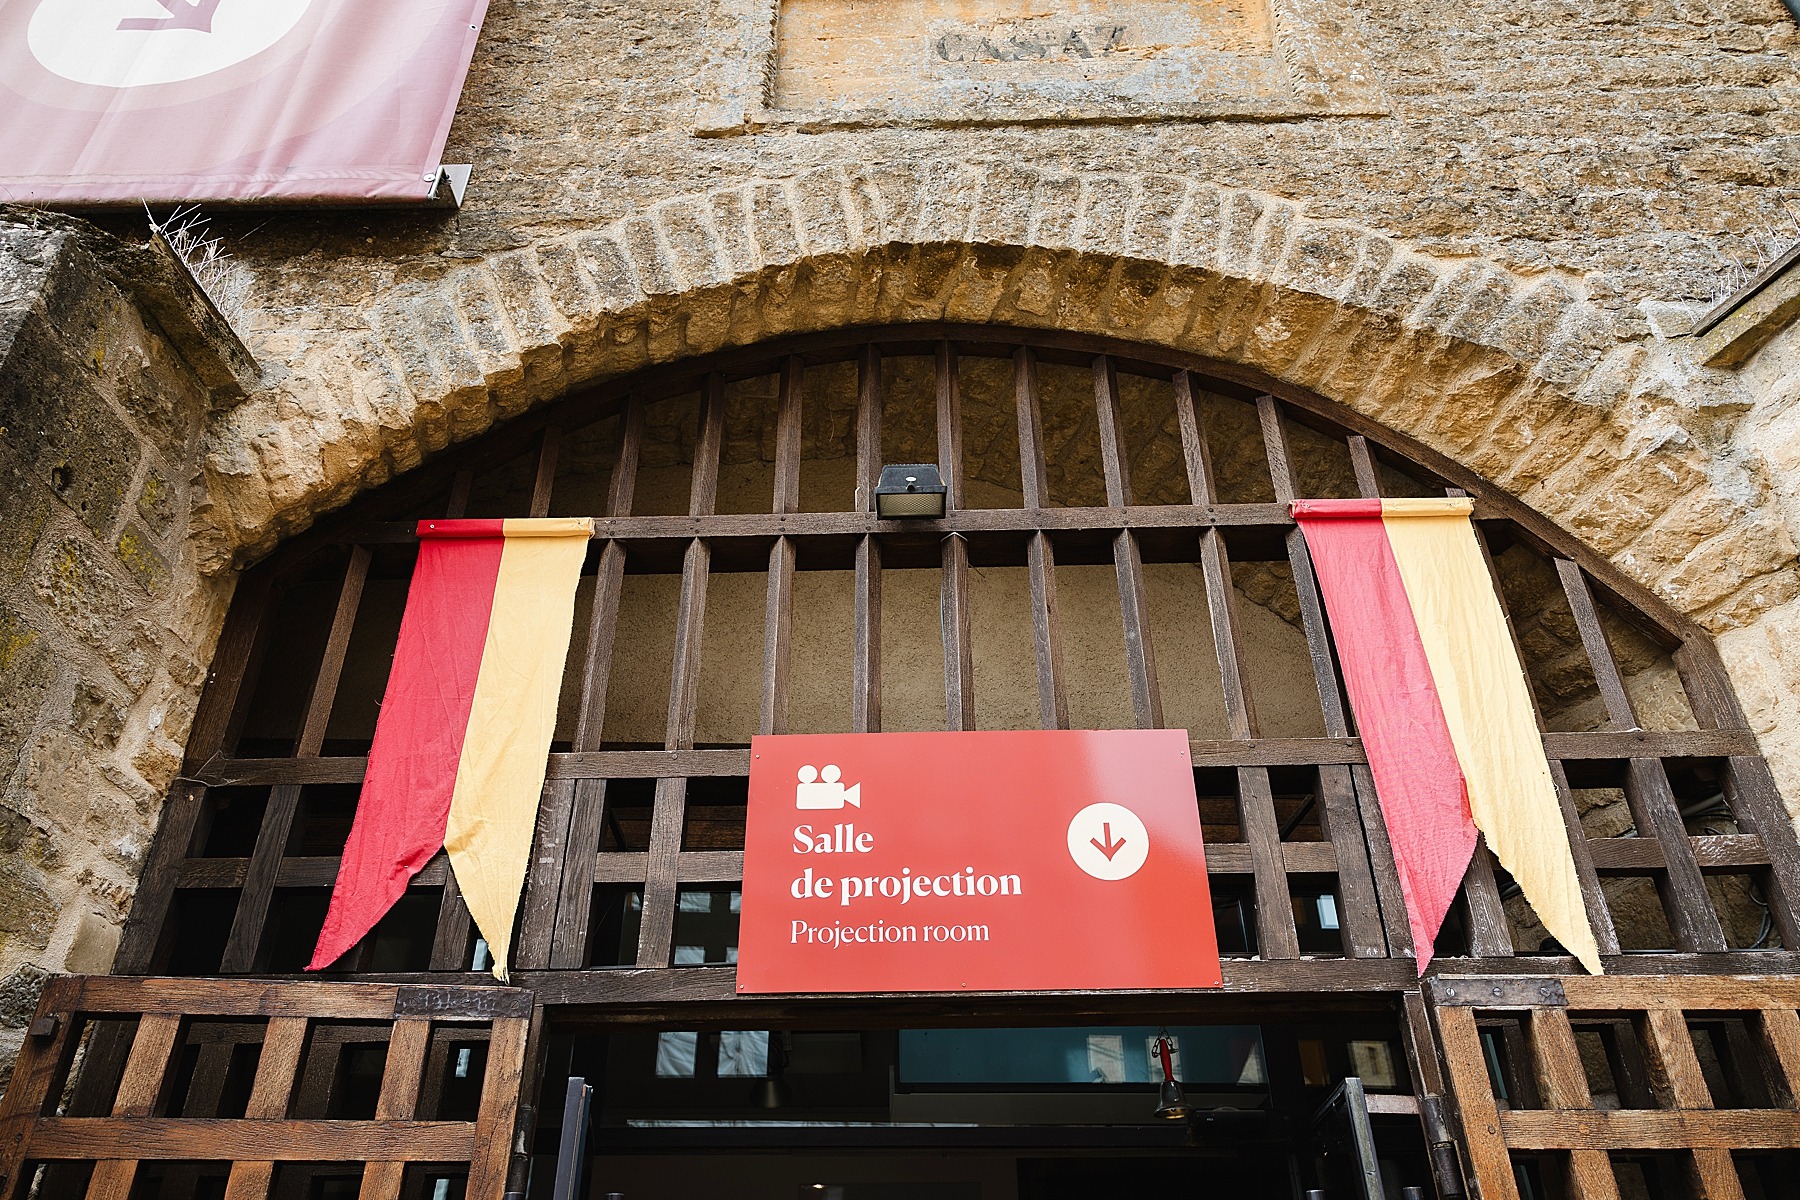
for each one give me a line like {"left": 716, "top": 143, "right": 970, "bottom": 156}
{"left": 772, "top": 0, "right": 1284, "bottom": 119}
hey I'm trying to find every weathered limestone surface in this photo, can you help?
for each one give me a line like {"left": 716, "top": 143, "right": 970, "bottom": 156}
{"left": 6, "top": 0, "right": 1800, "bottom": 1055}
{"left": 0, "top": 213, "right": 239, "bottom": 1083}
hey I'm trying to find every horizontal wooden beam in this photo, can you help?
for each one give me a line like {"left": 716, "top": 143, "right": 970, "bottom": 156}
{"left": 190, "top": 730, "right": 1758, "bottom": 789}
{"left": 26, "top": 1117, "right": 475, "bottom": 1161}
{"left": 57, "top": 976, "right": 527, "bottom": 1019}
{"left": 1500, "top": 1109, "right": 1800, "bottom": 1151}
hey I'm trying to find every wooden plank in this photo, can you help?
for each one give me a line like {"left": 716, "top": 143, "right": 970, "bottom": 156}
{"left": 113, "top": 784, "right": 204, "bottom": 974}
{"left": 854, "top": 535, "right": 881, "bottom": 734}
{"left": 27, "top": 1119, "right": 476, "bottom": 1161}
{"left": 938, "top": 343, "right": 975, "bottom": 731}
{"left": 635, "top": 778, "right": 688, "bottom": 968}
{"left": 220, "top": 784, "right": 302, "bottom": 974}
{"left": 1092, "top": 355, "right": 1133, "bottom": 507}
{"left": 1172, "top": 371, "right": 1217, "bottom": 506}
{"left": 689, "top": 374, "right": 726, "bottom": 518}
{"left": 1199, "top": 529, "right": 1257, "bottom": 740}
{"left": 1498, "top": 1109, "right": 1800, "bottom": 1150}
{"left": 528, "top": 426, "right": 560, "bottom": 519}
{"left": 358, "top": 1019, "right": 433, "bottom": 1200}
{"left": 184, "top": 568, "right": 275, "bottom": 771}
{"left": 1557, "top": 560, "right": 1726, "bottom": 954}
{"left": 1758, "top": 1008, "right": 1800, "bottom": 1108}
{"left": 245, "top": 1018, "right": 308, "bottom": 1119}
{"left": 112, "top": 1013, "right": 182, "bottom": 1115}
{"left": 446, "top": 469, "right": 473, "bottom": 519}
{"left": 761, "top": 536, "right": 798, "bottom": 736}
{"left": 466, "top": 1017, "right": 530, "bottom": 1200}
{"left": 1346, "top": 435, "right": 1382, "bottom": 498}
{"left": 774, "top": 356, "right": 804, "bottom": 515}
{"left": 295, "top": 546, "right": 371, "bottom": 758}
{"left": 1319, "top": 765, "right": 1388, "bottom": 958}
{"left": 1353, "top": 763, "right": 1416, "bottom": 960}
{"left": 0, "top": 986, "right": 79, "bottom": 1200}
{"left": 1636, "top": 1009, "right": 1747, "bottom": 1200}
{"left": 429, "top": 857, "right": 474, "bottom": 973}
{"left": 1238, "top": 767, "right": 1300, "bottom": 960}
{"left": 1400, "top": 989, "right": 1447, "bottom": 1098}
{"left": 1014, "top": 347, "right": 1050, "bottom": 509}
{"left": 531, "top": 538, "right": 631, "bottom": 970}
{"left": 582, "top": 502, "right": 1297, "bottom": 540}
{"left": 1529, "top": 1008, "right": 1622, "bottom": 1200}
{"left": 1462, "top": 841, "right": 1516, "bottom": 959}
{"left": 854, "top": 345, "right": 882, "bottom": 735}
{"left": 67, "top": 978, "right": 402, "bottom": 1020}
{"left": 1433, "top": 1003, "right": 1523, "bottom": 1200}
{"left": 1113, "top": 530, "right": 1161, "bottom": 729}
{"left": 1562, "top": 976, "right": 1800, "bottom": 1010}
{"left": 664, "top": 539, "right": 711, "bottom": 751}
{"left": 1026, "top": 533, "right": 1068, "bottom": 730}
{"left": 607, "top": 395, "right": 645, "bottom": 518}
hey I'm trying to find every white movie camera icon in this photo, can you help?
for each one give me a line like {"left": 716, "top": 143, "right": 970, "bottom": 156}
{"left": 796, "top": 764, "right": 861, "bottom": 810}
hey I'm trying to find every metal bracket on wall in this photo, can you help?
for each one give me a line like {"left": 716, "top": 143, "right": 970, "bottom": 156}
{"left": 429, "top": 164, "right": 473, "bottom": 207}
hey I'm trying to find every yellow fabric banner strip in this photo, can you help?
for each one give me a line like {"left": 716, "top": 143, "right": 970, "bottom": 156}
{"left": 444, "top": 517, "right": 593, "bottom": 980}
{"left": 1379, "top": 499, "right": 1604, "bottom": 974}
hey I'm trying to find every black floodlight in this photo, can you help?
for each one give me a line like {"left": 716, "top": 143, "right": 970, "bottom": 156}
{"left": 872, "top": 463, "right": 948, "bottom": 519}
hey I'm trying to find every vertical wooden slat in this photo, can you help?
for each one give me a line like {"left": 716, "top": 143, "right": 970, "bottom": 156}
{"left": 1093, "top": 357, "right": 1161, "bottom": 725}
{"left": 666, "top": 539, "right": 711, "bottom": 752}
{"left": 184, "top": 568, "right": 276, "bottom": 770}
{"left": 607, "top": 397, "right": 645, "bottom": 518}
{"left": 1757, "top": 1008, "right": 1800, "bottom": 1107}
{"left": 0, "top": 983, "right": 79, "bottom": 1200}
{"left": 1636, "top": 1009, "right": 1747, "bottom": 1200}
{"left": 223, "top": 547, "right": 369, "bottom": 975}
{"left": 636, "top": 777, "right": 687, "bottom": 969}
{"left": 528, "top": 426, "right": 561, "bottom": 518}
{"left": 1529, "top": 1010, "right": 1623, "bottom": 1200}
{"left": 1239, "top": 767, "right": 1300, "bottom": 960}
{"left": 533, "top": 541, "right": 627, "bottom": 971}
{"left": 1172, "top": 371, "right": 1216, "bottom": 506}
{"left": 1199, "top": 529, "right": 1258, "bottom": 742}
{"left": 1558, "top": 560, "right": 1726, "bottom": 953}
{"left": 1435, "top": 1004, "right": 1522, "bottom": 1200}
{"left": 1026, "top": 533, "right": 1067, "bottom": 730}
{"left": 773, "top": 356, "right": 804, "bottom": 515}
{"left": 1459, "top": 848, "right": 1518, "bottom": 959}
{"left": 445, "top": 470, "right": 473, "bottom": 520}
{"left": 854, "top": 344, "right": 882, "bottom": 734}
{"left": 1260, "top": 401, "right": 1382, "bottom": 957}
{"left": 1674, "top": 641, "right": 1800, "bottom": 949}
{"left": 761, "top": 537, "right": 798, "bottom": 736}
{"left": 428, "top": 857, "right": 475, "bottom": 973}
{"left": 1346, "top": 434, "right": 1382, "bottom": 498}
{"left": 938, "top": 343, "right": 976, "bottom": 731}
{"left": 466, "top": 1017, "right": 530, "bottom": 1200}
{"left": 1014, "top": 349, "right": 1067, "bottom": 729}
{"left": 689, "top": 375, "right": 726, "bottom": 518}
{"left": 219, "top": 1017, "right": 308, "bottom": 1200}
{"left": 113, "top": 785, "right": 204, "bottom": 974}
{"left": 84, "top": 1013, "right": 183, "bottom": 1200}
{"left": 1092, "top": 356, "right": 1132, "bottom": 508}
{"left": 357, "top": 1019, "right": 432, "bottom": 1200}
{"left": 1014, "top": 347, "right": 1050, "bottom": 510}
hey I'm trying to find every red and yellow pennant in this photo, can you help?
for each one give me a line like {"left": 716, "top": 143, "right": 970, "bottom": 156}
{"left": 309, "top": 517, "right": 592, "bottom": 980}
{"left": 1293, "top": 498, "right": 1602, "bottom": 974}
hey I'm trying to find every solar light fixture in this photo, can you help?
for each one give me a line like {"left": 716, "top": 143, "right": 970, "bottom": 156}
{"left": 872, "top": 463, "right": 948, "bottom": 519}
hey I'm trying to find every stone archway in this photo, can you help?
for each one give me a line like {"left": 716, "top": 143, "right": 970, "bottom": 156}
{"left": 199, "top": 165, "right": 1800, "bottom": 785}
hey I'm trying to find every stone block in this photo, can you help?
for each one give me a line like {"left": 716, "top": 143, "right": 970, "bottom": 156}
{"left": 114, "top": 524, "right": 171, "bottom": 596}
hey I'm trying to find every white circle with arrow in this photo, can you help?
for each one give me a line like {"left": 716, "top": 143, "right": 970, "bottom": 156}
{"left": 28, "top": 0, "right": 314, "bottom": 88}
{"left": 1066, "top": 802, "right": 1150, "bottom": 881}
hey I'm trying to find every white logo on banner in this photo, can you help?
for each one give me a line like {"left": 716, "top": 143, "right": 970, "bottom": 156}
{"left": 795, "top": 764, "right": 861, "bottom": 810}
{"left": 28, "top": 0, "right": 313, "bottom": 87}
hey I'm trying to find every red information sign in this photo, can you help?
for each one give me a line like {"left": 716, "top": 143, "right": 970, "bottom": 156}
{"left": 736, "top": 730, "right": 1222, "bottom": 994}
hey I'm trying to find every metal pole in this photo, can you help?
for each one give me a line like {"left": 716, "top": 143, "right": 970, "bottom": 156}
{"left": 550, "top": 1076, "right": 594, "bottom": 1200}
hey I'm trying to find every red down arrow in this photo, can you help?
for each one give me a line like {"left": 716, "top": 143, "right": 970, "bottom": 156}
{"left": 1090, "top": 823, "right": 1128, "bottom": 861}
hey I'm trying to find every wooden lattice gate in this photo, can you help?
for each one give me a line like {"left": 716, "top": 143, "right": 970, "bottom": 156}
{"left": 1430, "top": 975, "right": 1800, "bottom": 1200}
{"left": 0, "top": 977, "right": 532, "bottom": 1200}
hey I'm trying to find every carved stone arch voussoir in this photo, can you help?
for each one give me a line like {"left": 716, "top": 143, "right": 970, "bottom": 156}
{"left": 199, "top": 163, "right": 1795, "bottom": 646}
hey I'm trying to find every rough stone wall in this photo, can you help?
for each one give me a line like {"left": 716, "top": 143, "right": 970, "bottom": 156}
{"left": 0, "top": 214, "right": 240, "bottom": 1083}
{"left": 5, "top": 0, "right": 1796, "bottom": 1023}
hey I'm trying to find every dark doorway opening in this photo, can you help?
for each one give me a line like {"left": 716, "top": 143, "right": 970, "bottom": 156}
{"left": 529, "top": 1014, "right": 1433, "bottom": 1200}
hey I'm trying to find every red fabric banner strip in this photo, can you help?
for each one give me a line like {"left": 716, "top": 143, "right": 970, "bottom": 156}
{"left": 1292, "top": 499, "right": 1477, "bottom": 970}
{"left": 307, "top": 521, "right": 505, "bottom": 970}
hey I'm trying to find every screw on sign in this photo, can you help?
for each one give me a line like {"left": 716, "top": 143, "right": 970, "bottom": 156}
{"left": 736, "top": 729, "right": 1223, "bottom": 994}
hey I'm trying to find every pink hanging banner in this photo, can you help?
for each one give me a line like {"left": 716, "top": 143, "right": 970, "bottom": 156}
{"left": 0, "top": 0, "right": 487, "bottom": 205}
